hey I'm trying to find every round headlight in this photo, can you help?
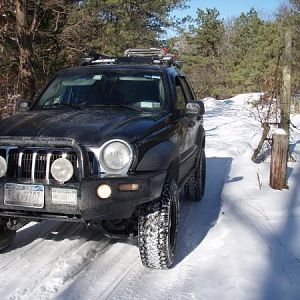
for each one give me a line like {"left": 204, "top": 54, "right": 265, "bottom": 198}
{"left": 100, "top": 140, "right": 133, "bottom": 173}
{"left": 51, "top": 158, "right": 74, "bottom": 182}
{"left": 0, "top": 156, "right": 7, "bottom": 178}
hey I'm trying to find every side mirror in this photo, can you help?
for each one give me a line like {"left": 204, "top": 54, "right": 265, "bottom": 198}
{"left": 18, "top": 100, "right": 31, "bottom": 112}
{"left": 186, "top": 100, "right": 205, "bottom": 115}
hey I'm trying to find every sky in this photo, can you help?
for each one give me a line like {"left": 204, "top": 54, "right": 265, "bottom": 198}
{"left": 167, "top": 0, "right": 284, "bottom": 37}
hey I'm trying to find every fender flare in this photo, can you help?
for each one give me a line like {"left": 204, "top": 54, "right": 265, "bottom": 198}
{"left": 136, "top": 140, "right": 179, "bottom": 181}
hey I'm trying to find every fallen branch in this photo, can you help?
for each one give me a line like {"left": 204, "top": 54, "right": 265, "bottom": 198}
{"left": 251, "top": 123, "right": 270, "bottom": 162}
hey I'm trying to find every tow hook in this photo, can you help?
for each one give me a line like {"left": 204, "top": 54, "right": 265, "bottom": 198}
{"left": 7, "top": 218, "right": 29, "bottom": 231}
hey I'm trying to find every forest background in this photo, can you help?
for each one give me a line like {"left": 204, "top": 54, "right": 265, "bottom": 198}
{"left": 0, "top": 0, "right": 299, "bottom": 118}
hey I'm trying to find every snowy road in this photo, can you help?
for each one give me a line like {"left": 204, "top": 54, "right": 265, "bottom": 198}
{"left": 1, "top": 94, "right": 300, "bottom": 299}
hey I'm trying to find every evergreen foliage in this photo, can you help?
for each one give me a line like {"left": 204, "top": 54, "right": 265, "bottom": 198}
{"left": 177, "top": 7, "right": 284, "bottom": 98}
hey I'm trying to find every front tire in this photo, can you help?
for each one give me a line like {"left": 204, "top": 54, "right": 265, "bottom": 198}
{"left": 138, "top": 178, "right": 179, "bottom": 269}
{"left": 184, "top": 149, "right": 206, "bottom": 201}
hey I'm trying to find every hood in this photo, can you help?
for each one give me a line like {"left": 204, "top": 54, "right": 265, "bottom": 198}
{"left": 0, "top": 108, "right": 167, "bottom": 146}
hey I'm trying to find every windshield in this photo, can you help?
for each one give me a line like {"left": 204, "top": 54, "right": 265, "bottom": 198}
{"left": 34, "top": 70, "right": 166, "bottom": 111}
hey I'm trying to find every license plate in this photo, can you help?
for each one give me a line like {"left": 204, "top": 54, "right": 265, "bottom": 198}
{"left": 51, "top": 188, "right": 77, "bottom": 206}
{"left": 4, "top": 183, "right": 45, "bottom": 208}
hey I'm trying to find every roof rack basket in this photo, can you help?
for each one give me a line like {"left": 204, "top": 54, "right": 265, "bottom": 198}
{"left": 124, "top": 48, "right": 164, "bottom": 57}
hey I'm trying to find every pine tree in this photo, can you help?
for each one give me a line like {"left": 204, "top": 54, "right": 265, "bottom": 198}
{"left": 0, "top": 0, "right": 186, "bottom": 111}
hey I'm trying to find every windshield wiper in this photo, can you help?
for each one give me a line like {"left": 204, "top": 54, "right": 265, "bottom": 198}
{"left": 54, "top": 103, "right": 85, "bottom": 110}
{"left": 118, "top": 104, "right": 142, "bottom": 112}
{"left": 85, "top": 104, "right": 142, "bottom": 112}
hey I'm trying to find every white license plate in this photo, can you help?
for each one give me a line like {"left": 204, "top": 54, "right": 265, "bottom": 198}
{"left": 51, "top": 188, "right": 77, "bottom": 206}
{"left": 4, "top": 183, "right": 45, "bottom": 208}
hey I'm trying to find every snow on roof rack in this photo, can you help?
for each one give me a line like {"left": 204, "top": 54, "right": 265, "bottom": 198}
{"left": 81, "top": 54, "right": 117, "bottom": 66}
{"left": 80, "top": 48, "right": 182, "bottom": 68}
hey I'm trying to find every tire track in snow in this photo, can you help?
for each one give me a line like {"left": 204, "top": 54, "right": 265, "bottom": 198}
{"left": 0, "top": 221, "right": 80, "bottom": 272}
{"left": 6, "top": 234, "right": 113, "bottom": 300}
{"left": 55, "top": 241, "right": 141, "bottom": 300}
{"left": 100, "top": 256, "right": 140, "bottom": 300}
{"left": 0, "top": 223, "right": 112, "bottom": 299}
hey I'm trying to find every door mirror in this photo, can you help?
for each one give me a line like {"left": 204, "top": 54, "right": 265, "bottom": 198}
{"left": 186, "top": 100, "right": 205, "bottom": 115}
{"left": 18, "top": 100, "right": 31, "bottom": 112}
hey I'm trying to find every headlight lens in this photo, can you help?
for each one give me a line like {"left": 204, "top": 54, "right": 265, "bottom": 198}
{"left": 0, "top": 156, "right": 7, "bottom": 178}
{"left": 100, "top": 140, "right": 133, "bottom": 174}
{"left": 51, "top": 158, "right": 74, "bottom": 182}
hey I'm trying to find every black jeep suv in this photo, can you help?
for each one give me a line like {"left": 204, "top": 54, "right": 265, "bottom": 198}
{"left": 0, "top": 49, "right": 205, "bottom": 269}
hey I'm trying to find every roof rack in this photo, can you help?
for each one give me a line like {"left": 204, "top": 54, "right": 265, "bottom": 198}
{"left": 81, "top": 48, "right": 182, "bottom": 69}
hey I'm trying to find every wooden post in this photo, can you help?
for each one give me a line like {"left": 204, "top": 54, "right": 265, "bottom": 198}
{"left": 270, "top": 129, "right": 289, "bottom": 189}
{"left": 271, "top": 28, "right": 292, "bottom": 190}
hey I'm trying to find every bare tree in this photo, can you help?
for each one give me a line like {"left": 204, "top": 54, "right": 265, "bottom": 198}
{"left": 15, "top": 0, "right": 36, "bottom": 100}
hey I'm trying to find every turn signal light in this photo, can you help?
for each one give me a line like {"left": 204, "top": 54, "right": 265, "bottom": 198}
{"left": 119, "top": 184, "right": 139, "bottom": 191}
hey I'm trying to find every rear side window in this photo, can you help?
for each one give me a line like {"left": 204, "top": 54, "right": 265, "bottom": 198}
{"left": 175, "top": 77, "right": 187, "bottom": 110}
{"left": 180, "top": 77, "right": 194, "bottom": 101}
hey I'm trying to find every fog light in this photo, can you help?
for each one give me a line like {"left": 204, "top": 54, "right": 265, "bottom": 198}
{"left": 97, "top": 184, "right": 112, "bottom": 199}
{"left": 0, "top": 156, "right": 7, "bottom": 178}
{"left": 51, "top": 158, "right": 74, "bottom": 182}
{"left": 119, "top": 184, "right": 139, "bottom": 191}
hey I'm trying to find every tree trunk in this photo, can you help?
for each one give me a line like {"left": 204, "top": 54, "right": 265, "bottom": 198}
{"left": 0, "top": 0, "right": 7, "bottom": 15}
{"left": 15, "top": 0, "right": 36, "bottom": 100}
{"left": 0, "top": 0, "right": 8, "bottom": 34}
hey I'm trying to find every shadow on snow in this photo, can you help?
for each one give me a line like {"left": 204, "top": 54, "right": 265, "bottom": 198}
{"left": 175, "top": 156, "right": 233, "bottom": 266}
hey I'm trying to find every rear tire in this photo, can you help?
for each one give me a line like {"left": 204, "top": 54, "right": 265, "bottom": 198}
{"left": 184, "top": 149, "right": 206, "bottom": 201}
{"left": 138, "top": 178, "right": 179, "bottom": 269}
{"left": 0, "top": 223, "right": 16, "bottom": 251}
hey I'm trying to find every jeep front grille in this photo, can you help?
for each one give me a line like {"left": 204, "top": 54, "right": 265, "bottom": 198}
{"left": 0, "top": 147, "right": 80, "bottom": 182}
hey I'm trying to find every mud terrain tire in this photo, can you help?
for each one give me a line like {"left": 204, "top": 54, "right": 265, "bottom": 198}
{"left": 138, "top": 179, "right": 179, "bottom": 269}
{"left": 184, "top": 150, "right": 206, "bottom": 201}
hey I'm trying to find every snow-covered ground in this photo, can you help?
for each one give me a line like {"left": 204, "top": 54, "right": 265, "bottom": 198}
{"left": 1, "top": 93, "right": 300, "bottom": 299}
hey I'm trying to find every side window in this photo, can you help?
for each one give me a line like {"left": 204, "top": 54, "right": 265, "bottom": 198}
{"left": 175, "top": 77, "right": 187, "bottom": 110}
{"left": 180, "top": 77, "right": 194, "bottom": 101}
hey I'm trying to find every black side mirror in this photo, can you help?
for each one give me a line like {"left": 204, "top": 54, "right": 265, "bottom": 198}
{"left": 18, "top": 100, "right": 31, "bottom": 112}
{"left": 186, "top": 100, "right": 205, "bottom": 115}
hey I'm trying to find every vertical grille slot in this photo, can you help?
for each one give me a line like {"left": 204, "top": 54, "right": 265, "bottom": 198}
{"left": 7, "top": 149, "right": 19, "bottom": 178}
{"left": 35, "top": 151, "right": 48, "bottom": 180}
{"left": 21, "top": 150, "right": 33, "bottom": 179}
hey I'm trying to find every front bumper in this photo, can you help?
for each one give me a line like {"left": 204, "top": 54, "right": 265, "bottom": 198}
{"left": 0, "top": 171, "right": 166, "bottom": 222}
